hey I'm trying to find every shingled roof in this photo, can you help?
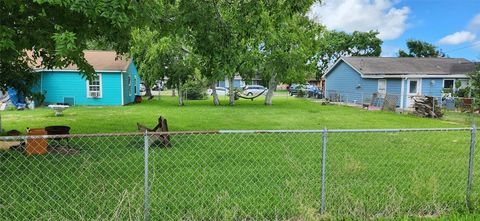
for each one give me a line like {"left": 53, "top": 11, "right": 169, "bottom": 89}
{"left": 333, "top": 57, "right": 475, "bottom": 77}
{"left": 31, "top": 50, "right": 131, "bottom": 72}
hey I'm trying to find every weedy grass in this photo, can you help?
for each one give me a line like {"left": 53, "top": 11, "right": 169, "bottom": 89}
{"left": 1, "top": 96, "right": 468, "bottom": 134}
{"left": 1, "top": 96, "right": 479, "bottom": 220}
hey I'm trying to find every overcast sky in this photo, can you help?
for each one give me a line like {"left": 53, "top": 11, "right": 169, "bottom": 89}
{"left": 308, "top": 0, "right": 480, "bottom": 61}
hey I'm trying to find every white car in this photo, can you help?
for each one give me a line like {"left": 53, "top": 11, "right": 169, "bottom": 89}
{"left": 243, "top": 85, "right": 266, "bottom": 96}
{"left": 207, "top": 87, "right": 229, "bottom": 96}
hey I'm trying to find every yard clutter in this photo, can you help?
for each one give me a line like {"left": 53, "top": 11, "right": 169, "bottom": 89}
{"left": 5, "top": 126, "right": 73, "bottom": 155}
{"left": 26, "top": 128, "right": 48, "bottom": 155}
{"left": 48, "top": 104, "right": 69, "bottom": 116}
{"left": 412, "top": 96, "right": 443, "bottom": 118}
{"left": 137, "top": 116, "right": 171, "bottom": 147}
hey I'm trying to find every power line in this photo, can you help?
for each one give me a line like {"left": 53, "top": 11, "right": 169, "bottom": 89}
{"left": 444, "top": 41, "right": 480, "bottom": 53}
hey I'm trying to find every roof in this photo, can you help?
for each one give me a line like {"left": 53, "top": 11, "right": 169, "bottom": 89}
{"left": 31, "top": 50, "right": 131, "bottom": 72}
{"left": 325, "top": 56, "right": 476, "bottom": 78}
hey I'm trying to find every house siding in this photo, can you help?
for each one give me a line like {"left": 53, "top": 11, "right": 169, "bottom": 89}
{"left": 385, "top": 79, "right": 402, "bottom": 107}
{"left": 325, "top": 61, "right": 378, "bottom": 103}
{"left": 218, "top": 79, "right": 244, "bottom": 88}
{"left": 122, "top": 62, "right": 141, "bottom": 105}
{"left": 421, "top": 78, "right": 443, "bottom": 97}
{"left": 40, "top": 71, "right": 122, "bottom": 106}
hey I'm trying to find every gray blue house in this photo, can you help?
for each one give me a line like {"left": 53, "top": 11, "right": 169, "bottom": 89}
{"left": 323, "top": 57, "right": 476, "bottom": 109}
{"left": 32, "top": 51, "right": 140, "bottom": 106}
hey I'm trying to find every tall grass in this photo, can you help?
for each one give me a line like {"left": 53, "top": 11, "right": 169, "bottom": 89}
{"left": 1, "top": 130, "right": 478, "bottom": 220}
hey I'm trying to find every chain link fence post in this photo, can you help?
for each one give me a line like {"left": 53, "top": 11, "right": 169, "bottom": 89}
{"left": 144, "top": 131, "right": 150, "bottom": 221}
{"left": 467, "top": 124, "right": 476, "bottom": 210}
{"left": 320, "top": 127, "right": 328, "bottom": 214}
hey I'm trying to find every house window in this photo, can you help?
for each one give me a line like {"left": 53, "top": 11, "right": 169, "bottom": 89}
{"left": 128, "top": 75, "right": 132, "bottom": 96}
{"left": 87, "top": 74, "right": 102, "bottom": 98}
{"left": 409, "top": 80, "right": 418, "bottom": 94}
{"left": 443, "top": 79, "right": 455, "bottom": 89}
{"left": 134, "top": 77, "right": 137, "bottom": 95}
{"left": 378, "top": 79, "right": 387, "bottom": 94}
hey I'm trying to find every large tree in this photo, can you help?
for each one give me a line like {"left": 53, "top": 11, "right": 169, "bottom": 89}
{"left": 398, "top": 39, "right": 445, "bottom": 58}
{"left": 178, "top": 0, "right": 260, "bottom": 106}
{"left": 131, "top": 27, "right": 162, "bottom": 99}
{"left": 315, "top": 30, "right": 382, "bottom": 79}
{"left": 0, "top": 0, "right": 156, "bottom": 94}
{"left": 253, "top": 1, "right": 323, "bottom": 105}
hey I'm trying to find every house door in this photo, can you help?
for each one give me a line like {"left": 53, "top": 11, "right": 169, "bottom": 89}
{"left": 406, "top": 79, "right": 421, "bottom": 108}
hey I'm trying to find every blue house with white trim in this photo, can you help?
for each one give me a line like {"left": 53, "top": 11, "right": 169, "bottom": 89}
{"left": 32, "top": 51, "right": 140, "bottom": 106}
{"left": 323, "top": 57, "right": 476, "bottom": 109}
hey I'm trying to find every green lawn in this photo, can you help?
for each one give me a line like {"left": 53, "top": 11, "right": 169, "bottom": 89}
{"left": 1, "top": 96, "right": 479, "bottom": 220}
{"left": 1, "top": 96, "right": 470, "bottom": 134}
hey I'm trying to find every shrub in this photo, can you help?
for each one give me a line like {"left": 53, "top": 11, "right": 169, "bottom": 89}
{"left": 182, "top": 80, "right": 207, "bottom": 100}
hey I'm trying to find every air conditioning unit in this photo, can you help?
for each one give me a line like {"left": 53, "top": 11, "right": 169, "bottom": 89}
{"left": 89, "top": 91, "right": 100, "bottom": 98}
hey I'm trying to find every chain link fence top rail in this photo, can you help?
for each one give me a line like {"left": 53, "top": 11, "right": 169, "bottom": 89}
{"left": 0, "top": 128, "right": 477, "bottom": 220}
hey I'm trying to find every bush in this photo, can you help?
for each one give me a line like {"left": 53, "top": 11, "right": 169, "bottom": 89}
{"left": 182, "top": 80, "right": 207, "bottom": 100}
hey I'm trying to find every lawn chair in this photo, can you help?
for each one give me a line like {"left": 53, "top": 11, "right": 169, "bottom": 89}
{"left": 137, "top": 116, "right": 171, "bottom": 147}
{"left": 461, "top": 98, "right": 473, "bottom": 112}
{"left": 362, "top": 93, "right": 378, "bottom": 110}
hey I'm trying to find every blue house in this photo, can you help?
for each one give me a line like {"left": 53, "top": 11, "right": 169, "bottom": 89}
{"left": 323, "top": 57, "right": 476, "bottom": 109}
{"left": 32, "top": 51, "right": 140, "bottom": 106}
{"left": 217, "top": 75, "right": 264, "bottom": 89}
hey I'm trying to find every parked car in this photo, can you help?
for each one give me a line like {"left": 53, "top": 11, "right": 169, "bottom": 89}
{"left": 207, "top": 87, "right": 229, "bottom": 96}
{"left": 243, "top": 85, "right": 266, "bottom": 96}
{"left": 288, "top": 84, "right": 304, "bottom": 96}
{"left": 140, "top": 82, "right": 146, "bottom": 92}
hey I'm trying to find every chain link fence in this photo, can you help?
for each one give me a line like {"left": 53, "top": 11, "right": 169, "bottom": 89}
{"left": 0, "top": 128, "right": 478, "bottom": 220}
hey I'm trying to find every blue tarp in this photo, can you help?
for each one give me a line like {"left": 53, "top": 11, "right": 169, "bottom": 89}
{"left": 7, "top": 88, "right": 26, "bottom": 109}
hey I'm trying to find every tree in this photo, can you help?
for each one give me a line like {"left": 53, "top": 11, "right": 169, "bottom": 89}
{"left": 144, "top": 35, "right": 197, "bottom": 106}
{"left": 0, "top": 0, "right": 156, "bottom": 94}
{"left": 467, "top": 63, "right": 480, "bottom": 107}
{"left": 246, "top": 0, "right": 323, "bottom": 106}
{"left": 398, "top": 40, "right": 445, "bottom": 58}
{"left": 131, "top": 28, "right": 161, "bottom": 99}
{"left": 178, "top": 0, "right": 259, "bottom": 106}
{"left": 315, "top": 31, "right": 382, "bottom": 79}
{"left": 178, "top": 0, "right": 229, "bottom": 105}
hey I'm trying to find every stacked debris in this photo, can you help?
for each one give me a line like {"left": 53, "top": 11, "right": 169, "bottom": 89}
{"left": 412, "top": 96, "right": 443, "bottom": 118}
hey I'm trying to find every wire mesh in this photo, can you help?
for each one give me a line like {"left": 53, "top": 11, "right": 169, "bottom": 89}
{"left": 0, "top": 128, "right": 477, "bottom": 220}
{"left": 0, "top": 134, "right": 145, "bottom": 220}
{"left": 326, "top": 129, "right": 472, "bottom": 219}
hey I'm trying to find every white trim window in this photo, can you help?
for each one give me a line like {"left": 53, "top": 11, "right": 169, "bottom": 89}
{"left": 443, "top": 79, "right": 455, "bottom": 89}
{"left": 87, "top": 74, "right": 102, "bottom": 98}
{"left": 128, "top": 75, "right": 132, "bottom": 96}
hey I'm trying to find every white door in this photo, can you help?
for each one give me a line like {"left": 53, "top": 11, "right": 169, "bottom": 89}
{"left": 378, "top": 79, "right": 387, "bottom": 95}
{"left": 406, "top": 79, "right": 421, "bottom": 108}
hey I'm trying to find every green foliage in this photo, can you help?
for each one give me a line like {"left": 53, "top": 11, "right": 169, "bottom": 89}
{"left": 0, "top": 0, "right": 157, "bottom": 93}
{"left": 316, "top": 31, "right": 383, "bottom": 79}
{"left": 398, "top": 39, "right": 445, "bottom": 58}
{"left": 468, "top": 64, "right": 480, "bottom": 106}
{"left": 182, "top": 79, "right": 208, "bottom": 100}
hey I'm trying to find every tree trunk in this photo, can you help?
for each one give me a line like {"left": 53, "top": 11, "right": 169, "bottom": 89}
{"left": 228, "top": 76, "right": 235, "bottom": 106}
{"left": 172, "top": 88, "right": 176, "bottom": 97}
{"left": 145, "top": 87, "right": 154, "bottom": 100}
{"left": 264, "top": 74, "right": 277, "bottom": 106}
{"left": 177, "top": 83, "right": 184, "bottom": 106}
{"left": 211, "top": 82, "right": 220, "bottom": 106}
